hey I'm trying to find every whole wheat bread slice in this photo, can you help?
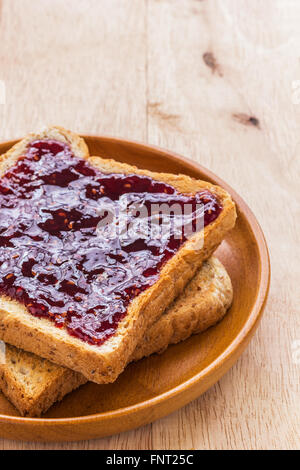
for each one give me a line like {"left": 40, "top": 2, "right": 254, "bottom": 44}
{"left": 0, "top": 257, "right": 233, "bottom": 417}
{"left": 0, "top": 127, "right": 236, "bottom": 383}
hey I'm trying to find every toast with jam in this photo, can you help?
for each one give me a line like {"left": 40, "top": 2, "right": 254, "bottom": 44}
{"left": 0, "top": 127, "right": 236, "bottom": 383}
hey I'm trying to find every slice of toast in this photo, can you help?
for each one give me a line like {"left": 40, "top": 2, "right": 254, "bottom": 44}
{"left": 0, "top": 127, "right": 236, "bottom": 383}
{"left": 0, "top": 257, "right": 233, "bottom": 417}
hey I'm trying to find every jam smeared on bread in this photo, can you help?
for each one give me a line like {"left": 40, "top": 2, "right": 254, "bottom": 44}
{"left": 0, "top": 140, "right": 222, "bottom": 345}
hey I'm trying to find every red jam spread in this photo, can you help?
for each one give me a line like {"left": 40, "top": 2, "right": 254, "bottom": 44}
{"left": 0, "top": 140, "right": 222, "bottom": 345}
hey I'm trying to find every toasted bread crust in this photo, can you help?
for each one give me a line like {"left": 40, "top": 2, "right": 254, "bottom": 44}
{"left": 0, "top": 344, "right": 86, "bottom": 417}
{"left": 0, "top": 126, "right": 88, "bottom": 177}
{"left": 131, "top": 257, "right": 233, "bottom": 361}
{"left": 0, "top": 257, "right": 232, "bottom": 416}
{"left": 0, "top": 127, "right": 236, "bottom": 383}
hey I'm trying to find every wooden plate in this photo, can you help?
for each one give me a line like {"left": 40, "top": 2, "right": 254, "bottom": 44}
{"left": 0, "top": 136, "right": 270, "bottom": 442}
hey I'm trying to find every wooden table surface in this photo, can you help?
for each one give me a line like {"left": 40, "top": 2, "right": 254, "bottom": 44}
{"left": 0, "top": 0, "right": 299, "bottom": 450}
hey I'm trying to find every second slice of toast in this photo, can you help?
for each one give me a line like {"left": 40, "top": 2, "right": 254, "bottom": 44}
{"left": 0, "top": 127, "right": 236, "bottom": 383}
{"left": 0, "top": 257, "right": 233, "bottom": 417}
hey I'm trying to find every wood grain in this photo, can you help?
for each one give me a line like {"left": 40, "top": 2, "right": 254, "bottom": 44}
{"left": 0, "top": 0, "right": 299, "bottom": 450}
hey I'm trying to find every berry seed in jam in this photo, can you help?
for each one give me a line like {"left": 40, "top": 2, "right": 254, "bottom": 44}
{"left": 0, "top": 140, "right": 222, "bottom": 346}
